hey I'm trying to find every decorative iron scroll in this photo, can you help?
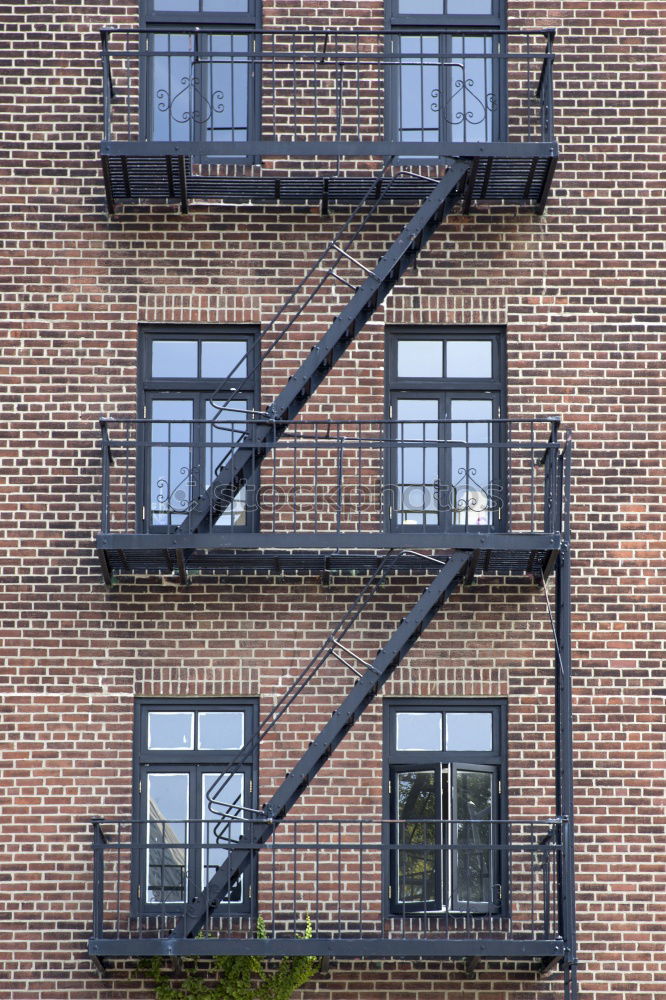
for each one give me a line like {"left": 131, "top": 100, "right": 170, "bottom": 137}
{"left": 156, "top": 75, "right": 224, "bottom": 126}
{"left": 431, "top": 84, "right": 497, "bottom": 126}
{"left": 155, "top": 467, "right": 198, "bottom": 515}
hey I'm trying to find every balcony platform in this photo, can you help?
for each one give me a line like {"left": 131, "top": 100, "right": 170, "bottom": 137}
{"left": 89, "top": 815, "right": 566, "bottom": 965}
{"left": 89, "top": 935, "right": 564, "bottom": 961}
{"left": 100, "top": 143, "right": 557, "bottom": 214}
{"left": 97, "top": 416, "right": 568, "bottom": 586}
{"left": 96, "top": 533, "right": 561, "bottom": 585}
{"left": 99, "top": 27, "right": 557, "bottom": 213}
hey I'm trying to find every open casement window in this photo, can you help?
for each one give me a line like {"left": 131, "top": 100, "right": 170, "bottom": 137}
{"left": 134, "top": 700, "right": 258, "bottom": 915}
{"left": 140, "top": 0, "right": 260, "bottom": 161}
{"left": 386, "top": 328, "right": 505, "bottom": 531}
{"left": 139, "top": 327, "right": 259, "bottom": 532}
{"left": 386, "top": 0, "right": 506, "bottom": 152}
{"left": 386, "top": 701, "right": 505, "bottom": 915}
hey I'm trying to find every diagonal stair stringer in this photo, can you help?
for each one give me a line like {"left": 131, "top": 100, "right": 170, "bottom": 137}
{"left": 175, "top": 159, "right": 472, "bottom": 537}
{"left": 170, "top": 549, "right": 473, "bottom": 941}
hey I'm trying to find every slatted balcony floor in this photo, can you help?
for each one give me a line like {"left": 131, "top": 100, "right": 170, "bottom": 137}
{"left": 96, "top": 534, "right": 561, "bottom": 586}
{"left": 100, "top": 144, "right": 557, "bottom": 214}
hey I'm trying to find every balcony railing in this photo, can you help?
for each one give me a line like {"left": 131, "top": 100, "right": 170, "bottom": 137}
{"left": 99, "top": 416, "right": 568, "bottom": 547}
{"left": 90, "top": 816, "right": 566, "bottom": 959}
{"left": 100, "top": 27, "right": 555, "bottom": 159}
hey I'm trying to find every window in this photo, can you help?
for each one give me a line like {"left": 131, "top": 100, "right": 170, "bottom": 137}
{"left": 141, "top": 0, "right": 260, "bottom": 158}
{"left": 386, "top": 0, "right": 505, "bottom": 149}
{"left": 385, "top": 700, "right": 505, "bottom": 914}
{"left": 139, "top": 326, "right": 259, "bottom": 531}
{"left": 133, "top": 699, "right": 257, "bottom": 914}
{"left": 386, "top": 327, "right": 505, "bottom": 530}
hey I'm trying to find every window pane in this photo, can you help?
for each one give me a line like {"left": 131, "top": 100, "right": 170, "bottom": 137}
{"left": 398, "top": 36, "right": 440, "bottom": 144}
{"left": 205, "top": 400, "right": 248, "bottom": 526}
{"left": 396, "top": 712, "right": 442, "bottom": 751}
{"left": 198, "top": 711, "right": 245, "bottom": 750}
{"left": 397, "top": 340, "right": 443, "bottom": 378}
{"left": 147, "top": 773, "right": 189, "bottom": 904}
{"left": 449, "top": 36, "right": 493, "bottom": 143}
{"left": 148, "top": 711, "right": 194, "bottom": 750}
{"left": 202, "top": 772, "right": 243, "bottom": 899}
{"left": 396, "top": 770, "right": 438, "bottom": 904}
{"left": 154, "top": 0, "right": 199, "bottom": 10}
{"left": 398, "top": 0, "right": 444, "bottom": 13}
{"left": 207, "top": 35, "right": 250, "bottom": 143}
{"left": 395, "top": 398, "right": 439, "bottom": 526}
{"left": 448, "top": 0, "right": 492, "bottom": 11}
{"left": 450, "top": 398, "right": 494, "bottom": 527}
{"left": 446, "top": 340, "right": 493, "bottom": 379}
{"left": 446, "top": 712, "right": 493, "bottom": 751}
{"left": 455, "top": 769, "right": 493, "bottom": 904}
{"left": 201, "top": 340, "right": 247, "bottom": 379}
{"left": 203, "top": 0, "right": 249, "bottom": 9}
{"left": 150, "top": 399, "right": 194, "bottom": 527}
{"left": 152, "top": 340, "right": 198, "bottom": 378}
{"left": 150, "top": 34, "right": 195, "bottom": 143}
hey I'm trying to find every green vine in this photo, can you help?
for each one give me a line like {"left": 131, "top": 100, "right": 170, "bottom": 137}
{"left": 139, "top": 917, "right": 319, "bottom": 1000}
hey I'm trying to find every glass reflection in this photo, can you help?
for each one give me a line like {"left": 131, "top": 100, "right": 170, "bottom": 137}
{"left": 150, "top": 399, "right": 194, "bottom": 527}
{"left": 152, "top": 340, "right": 198, "bottom": 378}
{"left": 201, "top": 340, "right": 247, "bottom": 379}
{"left": 455, "top": 769, "right": 492, "bottom": 904}
{"left": 154, "top": 0, "right": 199, "bottom": 9}
{"left": 147, "top": 773, "right": 189, "bottom": 903}
{"left": 202, "top": 772, "right": 243, "bottom": 899}
{"left": 398, "top": 36, "right": 440, "bottom": 144}
{"left": 450, "top": 397, "right": 493, "bottom": 527}
{"left": 397, "top": 340, "right": 443, "bottom": 378}
{"left": 398, "top": 0, "right": 444, "bottom": 13}
{"left": 148, "top": 712, "right": 194, "bottom": 750}
{"left": 150, "top": 33, "right": 194, "bottom": 143}
{"left": 395, "top": 398, "right": 439, "bottom": 526}
{"left": 206, "top": 400, "right": 247, "bottom": 526}
{"left": 446, "top": 340, "right": 493, "bottom": 379}
{"left": 397, "top": 770, "right": 439, "bottom": 904}
{"left": 206, "top": 35, "right": 250, "bottom": 144}
{"left": 198, "top": 711, "right": 244, "bottom": 750}
{"left": 448, "top": 0, "right": 492, "bottom": 11}
{"left": 396, "top": 712, "right": 442, "bottom": 751}
{"left": 203, "top": 0, "right": 249, "bottom": 9}
{"left": 446, "top": 712, "right": 493, "bottom": 751}
{"left": 449, "top": 36, "right": 493, "bottom": 143}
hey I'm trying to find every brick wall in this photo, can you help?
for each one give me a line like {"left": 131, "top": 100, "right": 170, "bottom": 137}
{"left": 2, "top": 1, "right": 665, "bottom": 999}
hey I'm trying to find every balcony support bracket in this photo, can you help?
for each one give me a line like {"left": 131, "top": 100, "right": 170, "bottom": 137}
{"left": 539, "top": 956, "right": 561, "bottom": 978}
{"left": 178, "top": 155, "right": 189, "bottom": 214}
{"left": 464, "top": 956, "right": 481, "bottom": 978}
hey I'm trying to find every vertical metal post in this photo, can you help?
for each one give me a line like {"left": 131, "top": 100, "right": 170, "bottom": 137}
{"left": 100, "top": 420, "right": 111, "bottom": 534}
{"left": 543, "top": 31, "right": 555, "bottom": 143}
{"left": 556, "top": 432, "right": 577, "bottom": 997}
{"left": 544, "top": 417, "right": 560, "bottom": 534}
{"left": 100, "top": 30, "right": 112, "bottom": 142}
{"left": 92, "top": 820, "right": 106, "bottom": 941}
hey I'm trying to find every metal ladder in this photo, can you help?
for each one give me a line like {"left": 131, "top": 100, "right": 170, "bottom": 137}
{"left": 174, "top": 158, "right": 472, "bottom": 539}
{"left": 170, "top": 548, "right": 473, "bottom": 939}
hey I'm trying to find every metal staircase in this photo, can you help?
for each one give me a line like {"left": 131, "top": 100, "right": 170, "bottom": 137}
{"left": 171, "top": 548, "right": 473, "bottom": 939}
{"left": 175, "top": 158, "right": 472, "bottom": 539}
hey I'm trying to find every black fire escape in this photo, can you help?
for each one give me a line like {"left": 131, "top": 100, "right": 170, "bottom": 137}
{"left": 90, "top": 25, "right": 577, "bottom": 1000}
